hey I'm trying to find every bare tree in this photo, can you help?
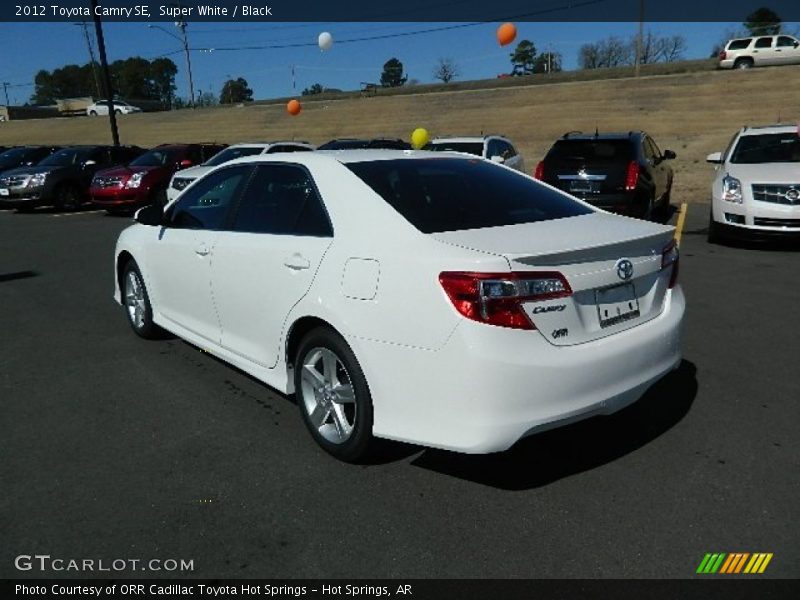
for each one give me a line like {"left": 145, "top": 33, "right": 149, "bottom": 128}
{"left": 432, "top": 58, "right": 460, "bottom": 83}
{"left": 582, "top": 32, "right": 685, "bottom": 68}
{"left": 579, "top": 43, "right": 601, "bottom": 69}
{"left": 658, "top": 35, "right": 687, "bottom": 62}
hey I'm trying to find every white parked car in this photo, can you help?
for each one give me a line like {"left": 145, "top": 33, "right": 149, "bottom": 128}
{"left": 707, "top": 124, "right": 800, "bottom": 242}
{"left": 114, "top": 151, "right": 684, "bottom": 461}
{"left": 87, "top": 100, "right": 142, "bottom": 116}
{"left": 718, "top": 34, "right": 800, "bottom": 69}
{"left": 166, "top": 141, "right": 314, "bottom": 202}
{"left": 424, "top": 135, "right": 526, "bottom": 172}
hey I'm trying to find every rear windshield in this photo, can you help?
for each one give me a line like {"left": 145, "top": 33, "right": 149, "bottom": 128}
{"left": 424, "top": 142, "right": 484, "bottom": 157}
{"left": 730, "top": 133, "right": 800, "bottom": 164}
{"left": 204, "top": 146, "right": 264, "bottom": 166}
{"left": 547, "top": 139, "right": 635, "bottom": 161}
{"left": 727, "top": 39, "right": 752, "bottom": 50}
{"left": 346, "top": 158, "right": 592, "bottom": 233}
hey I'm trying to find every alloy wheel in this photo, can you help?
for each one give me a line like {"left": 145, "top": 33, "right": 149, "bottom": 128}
{"left": 299, "top": 347, "right": 357, "bottom": 444}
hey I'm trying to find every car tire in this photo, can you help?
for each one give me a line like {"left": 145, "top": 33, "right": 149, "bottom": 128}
{"left": 734, "top": 58, "right": 754, "bottom": 69}
{"left": 89, "top": 110, "right": 97, "bottom": 116}
{"left": 707, "top": 207, "right": 723, "bottom": 244}
{"left": 294, "top": 327, "right": 375, "bottom": 462}
{"left": 55, "top": 183, "right": 82, "bottom": 211}
{"left": 121, "top": 260, "right": 161, "bottom": 339}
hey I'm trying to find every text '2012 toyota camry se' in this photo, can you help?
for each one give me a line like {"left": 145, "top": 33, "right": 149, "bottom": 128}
{"left": 114, "top": 150, "right": 684, "bottom": 462}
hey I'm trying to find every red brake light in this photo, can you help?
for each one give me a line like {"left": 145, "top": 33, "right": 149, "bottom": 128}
{"left": 624, "top": 160, "right": 640, "bottom": 191}
{"left": 718, "top": 50, "right": 727, "bottom": 60}
{"left": 533, "top": 161, "right": 545, "bottom": 180}
{"left": 438, "top": 271, "right": 572, "bottom": 330}
{"left": 661, "top": 239, "right": 679, "bottom": 288}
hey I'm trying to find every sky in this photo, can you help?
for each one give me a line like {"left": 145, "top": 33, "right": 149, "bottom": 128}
{"left": 0, "top": 20, "right": 795, "bottom": 104}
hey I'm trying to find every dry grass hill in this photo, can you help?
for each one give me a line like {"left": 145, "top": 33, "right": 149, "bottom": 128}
{"left": 1, "top": 64, "right": 797, "bottom": 205}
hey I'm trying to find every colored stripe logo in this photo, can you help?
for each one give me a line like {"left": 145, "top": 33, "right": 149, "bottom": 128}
{"left": 696, "top": 553, "right": 773, "bottom": 574}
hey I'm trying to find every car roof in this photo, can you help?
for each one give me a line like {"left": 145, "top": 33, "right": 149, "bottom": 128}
{"left": 221, "top": 149, "right": 470, "bottom": 167}
{"left": 738, "top": 124, "right": 800, "bottom": 136}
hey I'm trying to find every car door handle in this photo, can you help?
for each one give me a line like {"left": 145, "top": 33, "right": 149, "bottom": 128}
{"left": 195, "top": 243, "right": 210, "bottom": 257}
{"left": 284, "top": 254, "right": 311, "bottom": 270}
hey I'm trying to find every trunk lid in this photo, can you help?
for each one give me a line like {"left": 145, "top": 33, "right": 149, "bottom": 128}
{"left": 431, "top": 213, "right": 676, "bottom": 345}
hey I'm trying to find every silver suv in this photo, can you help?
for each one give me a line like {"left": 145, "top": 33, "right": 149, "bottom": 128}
{"left": 718, "top": 35, "right": 800, "bottom": 69}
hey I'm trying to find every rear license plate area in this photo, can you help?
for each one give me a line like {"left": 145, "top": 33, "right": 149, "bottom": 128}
{"left": 596, "top": 283, "right": 640, "bottom": 328}
{"left": 569, "top": 180, "right": 599, "bottom": 194}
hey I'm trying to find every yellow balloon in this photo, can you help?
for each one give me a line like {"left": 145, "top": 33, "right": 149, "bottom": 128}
{"left": 411, "top": 128, "right": 430, "bottom": 150}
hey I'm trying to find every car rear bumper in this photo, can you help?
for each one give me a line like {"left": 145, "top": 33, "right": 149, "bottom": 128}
{"left": 356, "top": 287, "right": 685, "bottom": 453}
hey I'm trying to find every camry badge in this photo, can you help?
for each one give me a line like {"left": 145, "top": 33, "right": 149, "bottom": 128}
{"left": 615, "top": 259, "right": 634, "bottom": 281}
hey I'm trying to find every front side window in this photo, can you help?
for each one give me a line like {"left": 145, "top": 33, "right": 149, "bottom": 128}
{"left": 168, "top": 166, "right": 252, "bottom": 230}
{"left": 777, "top": 36, "right": 797, "bottom": 48}
{"left": 755, "top": 37, "right": 773, "bottom": 49}
{"left": 231, "top": 164, "right": 331, "bottom": 236}
{"left": 347, "top": 158, "right": 592, "bottom": 234}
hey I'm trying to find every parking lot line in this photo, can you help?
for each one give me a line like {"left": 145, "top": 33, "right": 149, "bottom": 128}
{"left": 51, "top": 210, "right": 106, "bottom": 218}
{"left": 674, "top": 202, "right": 688, "bottom": 246}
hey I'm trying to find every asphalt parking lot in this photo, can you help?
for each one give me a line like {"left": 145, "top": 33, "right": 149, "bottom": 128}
{"left": 1, "top": 204, "right": 798, "bottom": 579}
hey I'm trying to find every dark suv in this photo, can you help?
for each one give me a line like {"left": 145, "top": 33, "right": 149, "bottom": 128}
{"left": 90, "top": 143, "right": 226, "bottom": 213}
{"left": 534, "top": 131, "right": 676, "bottom": 219}
{"left": 0, "top": 145, "right": 144, "bottom": 211}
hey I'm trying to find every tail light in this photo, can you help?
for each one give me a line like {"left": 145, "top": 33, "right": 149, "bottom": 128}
{"left": 438, "top": 271, "right": 572, "bottom": 330}
{"left": 718, "top": 50, "right": 727, "bottom": 60}
{"left": 533, "top": 161, "right": 545, "bottom": 180}
{"left": 661, "top": 239, "right": 679, "bottom": 288}
{"left": 624, "top": 160, "right": 640, "bottom": 191}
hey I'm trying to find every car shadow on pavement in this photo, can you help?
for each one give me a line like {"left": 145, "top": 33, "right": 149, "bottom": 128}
{"left": 0, "top": 270, "right": 40, "bottom": 283}
{"left": 409, "top": 359, "right": 698, "bottom": 490}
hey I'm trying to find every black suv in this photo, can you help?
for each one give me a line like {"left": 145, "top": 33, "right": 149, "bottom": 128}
{"left": 534, "top": 131, "right": 675, "bottom": 219}
{"left": 0, "top": 145, "right": 144, "bottom": 211}
{"left": 0, "top": 146, "right": 61, "bottom": 178}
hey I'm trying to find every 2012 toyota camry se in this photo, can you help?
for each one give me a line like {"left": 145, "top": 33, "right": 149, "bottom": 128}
{"left": 113, "top": 151, "right": 685, "bottom": 461}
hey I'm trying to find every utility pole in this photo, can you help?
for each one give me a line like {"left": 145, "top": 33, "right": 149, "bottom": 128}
{"left": 176, "top": 20, "right": 196, "bottom": 107}
{"left": 90, "top": 0, "right": 120, "bottom": 146}
{"left": 635, "top": 0, "right": 644, "bottom": 77}
{"left": 2, "top": 82, "right": 9, "bottom": 106}
{"left": 76, "top": 21, "right": 102, "bottom": 98}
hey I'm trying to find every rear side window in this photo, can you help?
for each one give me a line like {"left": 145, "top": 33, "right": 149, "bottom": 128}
{"left": 547, "top": 139, "right": 635, "bottom": 161}
{"left": 347, "top": 158, "right": 592, "bottom": 234}
{"left": 727, "top": 39, "right": 752, "bottom": 50}
{"left": 232, "top": 164, "right": 332, "bottom": 236}
{"left": 730, "top": 133, "right": 800, "bottom": 164}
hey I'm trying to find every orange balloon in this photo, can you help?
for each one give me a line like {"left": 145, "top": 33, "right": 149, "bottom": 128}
{"left": 286, "top": 99, "right": 302, "bottom": 116}
{"left": 497, "top": 23, "right": 517, "bottom": 47}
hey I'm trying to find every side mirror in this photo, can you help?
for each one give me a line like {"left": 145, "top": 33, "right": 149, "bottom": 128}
{"left": 134, "top": 204, "right": 165, "bottom": 227}
{"left": 490, "top": 155, "right": 505, "bottom": 164}
{"left": 706, "top": 152, "right": 723, "bottom": 164}
{"left": 179, "top": 159, "right": 193, "bottom": 168}
{"left": 794, "top": 41, "right": 799, "bottom": 48}
{"left": 663, "top": 150, "right": 676, "bottom": 160}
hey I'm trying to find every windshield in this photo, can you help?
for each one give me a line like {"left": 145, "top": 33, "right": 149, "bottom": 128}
{"left": 730, "top": 133, "right": 800, "bottom": 164}
{"left": 318, "top": 140, "right": 371, "bottom": 150}
{"left": 347, "top": 158, "right": 592, "bottom": 233}
{"left": 204, "top": 146, "right": 264, "bottom": 166}
{"left": 38, "top": 148, "right": 87, "bottom": 167}
{"left": 424, "top": 142, "right": 484, "bottom": 157}
{"left": 547, "top": 139, "right": 634, "bottom": 161}
{"left": 0, "top": 147, "right": 29, "bottom": 165}
{"left": 130, "top": 149, "right": 180, "bottom": 167}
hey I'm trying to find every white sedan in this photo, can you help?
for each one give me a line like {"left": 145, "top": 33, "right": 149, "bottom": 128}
{"left": 114, "top": 151, "right": 684, "bottom": 461}
{"left": 87, "top": 100, "right": 142, "bottom": 116}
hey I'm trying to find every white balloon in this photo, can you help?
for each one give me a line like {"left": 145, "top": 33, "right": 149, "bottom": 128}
{"left": 318, "top": 31, "right": 333, "bottom": 51}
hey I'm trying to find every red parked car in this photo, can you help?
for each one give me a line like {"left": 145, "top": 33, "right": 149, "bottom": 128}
{"left": 90, "top": 143, "right": 226, "bottom": 213}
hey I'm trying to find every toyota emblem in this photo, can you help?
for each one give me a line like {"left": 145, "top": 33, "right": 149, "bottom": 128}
{"left": 786, "top": 188, "right": 799, "bottom": 203}
{"left": 616, "top": 259, "right": 634, "bottom": 281}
